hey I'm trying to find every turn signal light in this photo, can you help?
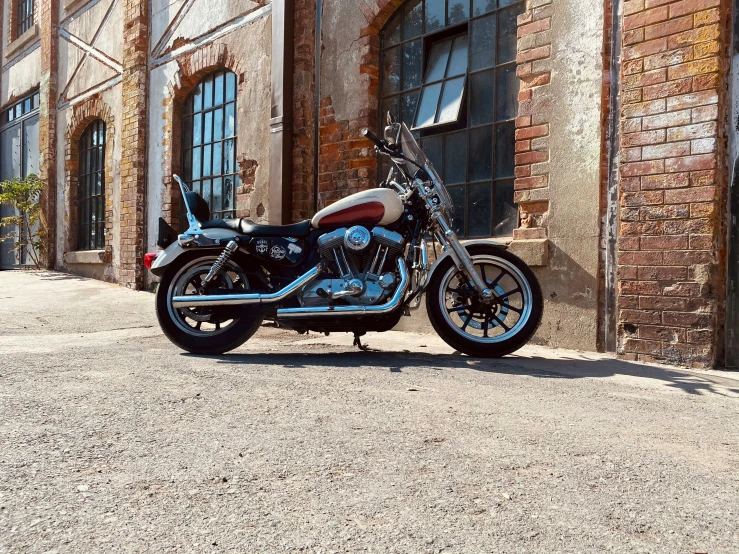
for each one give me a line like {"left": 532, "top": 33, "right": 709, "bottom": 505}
{"left": 143, "top": 252, "right": 159, "bottom": 270}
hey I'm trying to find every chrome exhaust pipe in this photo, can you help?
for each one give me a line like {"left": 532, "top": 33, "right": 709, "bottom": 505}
{"left": 171, "top": 266, "right": 320, "bottom": 308}
{"left": 276, "top": 258, "right": 409, "bottom": 319}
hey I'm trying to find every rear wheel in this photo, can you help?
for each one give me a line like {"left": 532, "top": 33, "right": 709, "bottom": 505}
{"left": 426, "top": 244, "right": 542, "bottom": 358}
{"left": 155, "top": 252, "right": 263, "bottom": 354}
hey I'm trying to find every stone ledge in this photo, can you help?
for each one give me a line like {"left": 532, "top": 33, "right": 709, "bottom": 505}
{"left": 64, "top": 250, "right": 108, "bottom": 265}
{"left": 508, "top": 238, "right": 549, "bottom": 267}
{"left": 5, "top": 24, "right": 39, "bottom": 59}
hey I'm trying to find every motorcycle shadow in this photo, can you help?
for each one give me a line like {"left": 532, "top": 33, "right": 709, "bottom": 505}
{"left": 189, "top": 350, "right": 739, "bottom": 397}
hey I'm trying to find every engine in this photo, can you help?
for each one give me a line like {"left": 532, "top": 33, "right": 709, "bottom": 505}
{"left": 299, "top": 226, "right": 406, "bottom": 307}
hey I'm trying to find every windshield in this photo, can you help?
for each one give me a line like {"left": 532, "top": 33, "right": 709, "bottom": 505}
{"left": 397, "top": 123, "right": 454, "bottom": 215}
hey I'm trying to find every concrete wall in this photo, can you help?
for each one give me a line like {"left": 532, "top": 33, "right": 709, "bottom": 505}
{"left": 533, "top": 0, "right": 604, "bottom": 350}
{"left": 1, "top": 0, "right": 41, "bottom": 106}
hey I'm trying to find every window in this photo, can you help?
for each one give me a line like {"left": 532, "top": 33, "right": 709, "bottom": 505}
{"left": 77, "top": 120, "right": 106, "bottom": 251}
{"left": 182, "top": 70, "right": 239, "bottom": 223}
{"left": 1, "top": 92, "right": 40, "bottom": 267}
{"left": 16, "top": 0, "right": 34, "bottom": 37}
{"left": 380, "top": 0, "right": 524, "bottom": 238}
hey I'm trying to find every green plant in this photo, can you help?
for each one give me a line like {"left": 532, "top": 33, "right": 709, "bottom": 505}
{"left": 0, "top": 174, "right": 47, "bottom": 269}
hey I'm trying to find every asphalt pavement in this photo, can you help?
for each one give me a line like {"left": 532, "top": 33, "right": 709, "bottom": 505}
{"left": 1, "top": 270, "right": 738, "bottom": 553}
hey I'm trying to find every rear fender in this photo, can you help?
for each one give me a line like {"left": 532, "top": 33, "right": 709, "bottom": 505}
{"left": 150, "top": 228, "right": 242, "bottom": 277}
{"left": 425, "top": 239, "right": 508, "bottom": 286}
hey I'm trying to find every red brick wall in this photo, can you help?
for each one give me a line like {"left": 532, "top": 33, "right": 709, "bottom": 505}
{"left": 38, "top": 0, "right": 58, "bottom": 269}
{"left": 513, "top": 0, "right": 552, "bottom": 241}
{"left": 616, "top": 0, "right": 729, "bottom": 367}
{"left": 119, "top": 0, "right": 148, "bottom": 289}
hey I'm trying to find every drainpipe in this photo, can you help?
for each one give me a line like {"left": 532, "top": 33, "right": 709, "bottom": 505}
{"left": 313, "top": 0, "right": 323, "bottom": 213}
{"left": 269, "top": 0, "right": 295, "bottom": 224}
{"left": 604, "top": 0, "right": 623, "bottom": 352}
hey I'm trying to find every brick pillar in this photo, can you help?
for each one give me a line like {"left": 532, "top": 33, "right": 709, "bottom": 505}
{"left": 38, "top": 0, "right": 59, "bottom": 268}
{"left": 119, "top": 0, "right": 149, "bottom": 289}
{"left": 514, "top": 0, "right": 553, "bottom": 240}
{"left": 617, "top": 0, "right": 729, "bottom": 367}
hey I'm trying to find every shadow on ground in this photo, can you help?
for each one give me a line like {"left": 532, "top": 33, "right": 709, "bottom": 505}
{"left": 194, "top": 350, "right": 739, "bottom": 398}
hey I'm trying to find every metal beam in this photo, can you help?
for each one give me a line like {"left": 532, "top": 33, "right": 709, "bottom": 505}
{"left": 269, "top": 0, "right": 295, "bottom": 224}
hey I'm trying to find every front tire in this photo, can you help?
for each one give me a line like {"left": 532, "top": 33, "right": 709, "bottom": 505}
{"left": 426, "top": 244, "right": 543, "bottom": 358}
{"left": 155, "top": 252, "right": 263, "bottom": 355}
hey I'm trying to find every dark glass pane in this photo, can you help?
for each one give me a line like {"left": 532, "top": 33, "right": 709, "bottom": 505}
{"left": 498, "top": 5, "right": 523, "bottom": 64}
{"left": 214, "top": 109, "right": 224, "bottom": 141}
{"left": 468, "top": 183, "right": 492, "bottom": 237}
{"left": 400, "top": 91, "right": 419, "bottom": 128}
{"left": 473, "top": 0, "right": 497, "bottom": 16}
{"left": 470, "top": 69, "right": 495, "bottom": 126}
{"left": 499, "top": 0, "right": 521, "bottom": 7}
{"left": 33, "top": 93, "right": 40, "bottom": 108}
{"left": 223, "top": 139, "right": 235, "bottom": 174}
{"left": 214, "top": 72, "right": 225, "bottom": 106}
{"left": 212, "top": 142, "right": 222, "bottom": 175}
{"left": 382, "top": 46, "right": 401, "bottom": 97}
{"left": 495, "top": 65, "right": 519, "bottom": 121}
{"left": 403, "top": 0, "right": 423, "bottom": 40}
{"left": 436, "top": 77, "right": 465, "bottom": 125}
{"left": 7, "top": 108, "right": 15, "bottom": 122}
{"left": 469, "top": 125, "right": 493, "bottom": 182}
{"left": 23, "top": 98, "right": 31, "bottom": 114}
{"left": 426, "top": 0, "right": 446, "bottom": 32}
{"left": 384, "top": 12, "right": 401, "bottom": 46}
{"left": 495, "top": 121, "right": 515, "bottom": 178}
{"left": 471, "top": 13, "right": 496, "bottom": 71}
{"left": 402, "top": 39, "right": 422, "bottom": 91}
{"left": 446, "top": 35, "right": 469, "bottom": 77}
{"left": 422, "top": 135, "right": 443, "bottom": 176}
{"left": 203, "top": 144, "right": 212, "bottom": 176}
{"left": 448, "top": 185, "right": 466, "bottom": 236}
{"left": 15, "top": 105, "right": 22, "bottom": 118}
{"left": 225, "top": 72, "right": 237, "bottom": 102}
{"left": 493, "top": 180, "right": 517, "bottom": 237}
{"left": 203, "top": 76, "right": 214, "bottom": 109}
{"left": 426, "top": 38, "right": 452, "bottom": 82}
{"left": 183, "top": 149, "right": 192, "bottom": 176}
{"left": 191, "top": 147, "right": 202, "bottom": 179}
{"left": 192, "top": 84, "right": 203, "bottom": 112}
{"left": 224, "top": 177, "right": 234, "bottom": 210}
{"left": 212, "top": 177, "right": 223, "bottom": 213}
{"left": 444, "top": 132, "right": 467, "bottom": 185}
{"left": 204, "top": 111, "right": 213, "bottom": 144}
{"left": 202, "top": 179, "right": 212, "bottom": 206}
{"left": 182, "top": 116, "right": 193, "bottom": 146}
{"left": 414, "top": 82, "right": 442, "bottom": 128}
{"left": 448, "top": 0, "right": 469, "bottom": 24}
{"left": 224, "top": 103, "right": 235, "bottom": 137}
{"left": 192, "top": 114, "right": 202, "bottom": 146}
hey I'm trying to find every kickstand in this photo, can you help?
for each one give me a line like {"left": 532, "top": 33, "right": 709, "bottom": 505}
{"left": 353, "top": 333, "right": 370, "bottom": 351}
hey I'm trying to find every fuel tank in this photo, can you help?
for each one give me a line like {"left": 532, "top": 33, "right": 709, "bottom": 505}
{"left": 311, "top": 189, "right": 404, "bottom": 229}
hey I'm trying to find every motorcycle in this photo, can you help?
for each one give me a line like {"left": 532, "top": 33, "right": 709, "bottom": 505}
{"left": 145, "top": 114, "right": 543, "bottom": 357}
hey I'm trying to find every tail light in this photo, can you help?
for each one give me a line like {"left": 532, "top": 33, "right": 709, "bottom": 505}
{"left": 143, "top": 252, "right": 159, "bottom": 270}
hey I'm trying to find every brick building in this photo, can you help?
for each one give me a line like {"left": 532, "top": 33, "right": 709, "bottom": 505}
{"left": 0, "top": 0, "right": 735, "bottom": 367}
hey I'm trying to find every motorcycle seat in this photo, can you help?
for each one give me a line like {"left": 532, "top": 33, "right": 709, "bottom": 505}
{"left": 201, "top": 218, "right": 313, "bottom": 238}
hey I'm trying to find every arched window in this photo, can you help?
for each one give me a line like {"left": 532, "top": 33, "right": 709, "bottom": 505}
{"left": 182, "top": 70, "right": 239, "bottom": 221}
{"left": 380, "top": 0, "right": 523, "bottom": 238}
{"left": 78, "top": 120, "right": 106, "bottom": 251}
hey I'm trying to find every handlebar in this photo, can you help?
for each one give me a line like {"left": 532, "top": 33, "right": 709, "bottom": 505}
{"left": 361, "top": 128, "right": 386, "bottom": 149}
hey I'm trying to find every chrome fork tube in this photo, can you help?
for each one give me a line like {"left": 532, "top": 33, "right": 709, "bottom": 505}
{"left": 433, "top": 213, "right": 492, "bottom": 301}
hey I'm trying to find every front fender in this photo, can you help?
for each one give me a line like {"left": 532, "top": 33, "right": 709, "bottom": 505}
{"left": 425, "top": 239, "right": 508, "bottom": 285}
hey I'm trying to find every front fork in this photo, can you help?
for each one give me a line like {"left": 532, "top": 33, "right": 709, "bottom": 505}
{"left": 432, "top": 213, "right": 493, "bottom": 302}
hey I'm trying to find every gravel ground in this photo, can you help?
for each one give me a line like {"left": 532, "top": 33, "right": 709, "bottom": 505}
{"left": 1, "top": 270, "right": 738, "bottom": 554}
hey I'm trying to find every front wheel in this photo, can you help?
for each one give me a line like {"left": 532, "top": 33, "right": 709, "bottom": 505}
{"left": 426, "top": 244, "right": 543, "bottom": 358}
{"left": 155, "top": 252, "right": 263, "bottom": 355}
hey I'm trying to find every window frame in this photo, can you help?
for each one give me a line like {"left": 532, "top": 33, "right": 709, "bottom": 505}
{"left": 378, "top": 0, "right": 524, "bottom": 239}
{"left": 77, "top": 120, "right": 107, "bottom": 251}
{"left": 16, "top": 0, "right": 35, "bottom": 38}
{"left": 181, "top": 70, "right": 239, "bottom": 225}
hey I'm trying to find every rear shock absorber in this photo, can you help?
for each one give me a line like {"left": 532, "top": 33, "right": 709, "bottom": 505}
{"left": 201, "top": 241, "right": 239, "bottom": 288}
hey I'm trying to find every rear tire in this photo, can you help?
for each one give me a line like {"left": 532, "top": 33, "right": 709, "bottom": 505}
{"left": 155, "top": 251, "right": 263, "bottom": 355}
{"left": 426, "top": 244, "right": 542, "bottom": 358}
